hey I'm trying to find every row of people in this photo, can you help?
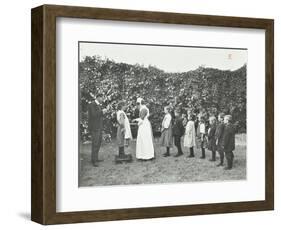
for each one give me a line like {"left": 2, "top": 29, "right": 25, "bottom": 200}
{"left": 88, "top": 94, "right": 235, "bottom": 170}
{"left": 160, "top": 107, "right": 236, "bottom": 170}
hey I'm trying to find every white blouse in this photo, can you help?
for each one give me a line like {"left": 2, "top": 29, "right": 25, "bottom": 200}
{"left": 199, "top": 123, "right": 206, "bottom": 134}
{"left": 162, "top": 113, "right": 172, "bottom": 129}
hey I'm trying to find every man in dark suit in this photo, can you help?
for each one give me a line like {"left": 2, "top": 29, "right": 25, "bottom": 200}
{"left": 88, "top": 93, "right": 105, "bottom": 167}
{"left": 222, "top": 115, "right": 236, "bottom": 170}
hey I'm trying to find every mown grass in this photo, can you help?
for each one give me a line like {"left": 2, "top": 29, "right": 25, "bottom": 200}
{"left": 79, "top": 134, "right": 246, "bottom": 187}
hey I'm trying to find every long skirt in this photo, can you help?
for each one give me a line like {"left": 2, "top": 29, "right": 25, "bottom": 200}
{"left": 136, "top": 118, "right": 155, "bottom": 160}
{"left": 116, "top": 125, "right": 125, "bottom": 147}
{"left": 159, "top": 125, "right": 173, "bottom": 147}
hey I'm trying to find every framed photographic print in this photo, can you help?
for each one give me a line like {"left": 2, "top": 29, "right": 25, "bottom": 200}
{"left": 31, "top": 4, "right": 274, "bottom": 225}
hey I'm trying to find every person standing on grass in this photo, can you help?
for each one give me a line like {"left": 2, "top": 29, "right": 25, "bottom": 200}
{"left": 116, "top": 101, "right": 132, "bottom": 157}
{"left": 207, "top": 116, "right": 217, "bottom": 162}
{"left": 134, "top": 98, "right": 155, "bottom": 161}
{"left": 160, "top": 106, "right": 173, "bottom": 157}
{"left": 88, "top": 93, "right": 106, "bottom": 167}
{"left": 173, "top": 109, "right": 185, "bottom": 157}
{"left": 222, "top": 115, "right": 236, "bottom": 170}
{"left": 183, "top": 113, "right": 196, "bottom": 158}
{"left": 197, "top": 115, "right": 208, "bottom": 159}
{"left": 215, "top": 113, "right": 225, "bottom": 166}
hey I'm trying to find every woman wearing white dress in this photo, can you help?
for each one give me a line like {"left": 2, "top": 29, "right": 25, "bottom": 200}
{"left": 134, "top": 98, "right": 155, "bottom": 160}
{"left": 183, "top": 113, "right": 196, "bottom": 157}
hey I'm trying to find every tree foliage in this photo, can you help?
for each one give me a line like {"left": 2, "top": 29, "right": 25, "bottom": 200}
{"left": 79, "top": 56, "right": 247, "bottom": 141}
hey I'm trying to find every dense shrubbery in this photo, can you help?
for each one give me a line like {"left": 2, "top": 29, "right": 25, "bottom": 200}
{"left": 79, "top": 56, "right": 246, "bottom": 141}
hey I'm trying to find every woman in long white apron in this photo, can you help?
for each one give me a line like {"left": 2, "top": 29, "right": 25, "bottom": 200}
{"left": 135, "top": 106, "right": 155, "bottom": 160}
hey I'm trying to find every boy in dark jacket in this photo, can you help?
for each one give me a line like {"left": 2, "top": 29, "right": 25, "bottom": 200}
{"left": 215, "top": 113, "right": 225, "bottom": 166}
{"left": 173, "top": 109, "right": 185, "bottom": 157}
{"left": 223, "top": 115, "right": 236, "bottom": 170}
{"left": 207, "top": 116, "right": 217, "bottom": 161}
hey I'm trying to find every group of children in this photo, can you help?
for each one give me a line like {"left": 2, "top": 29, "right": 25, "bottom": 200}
{"left": 115, "top": 101, "right": 236, "bottom": 170}
{"left": 159, "top": 107, "right": 236, "bottom": 170}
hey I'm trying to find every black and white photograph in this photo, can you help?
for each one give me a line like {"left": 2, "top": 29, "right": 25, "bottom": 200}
{"left": 78, "top": 41, "right": 247, "bottom": 187}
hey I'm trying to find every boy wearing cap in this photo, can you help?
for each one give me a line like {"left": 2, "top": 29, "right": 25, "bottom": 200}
{"left": 215, "top": 113, "right": 225, "bottom": 166}
{"left": 223, "top": 115, "right": 236, "bottom": 170}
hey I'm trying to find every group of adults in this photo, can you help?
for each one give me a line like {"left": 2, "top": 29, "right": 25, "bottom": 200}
{"left": 87, "top": 94, "right": 154, "bottom": 167}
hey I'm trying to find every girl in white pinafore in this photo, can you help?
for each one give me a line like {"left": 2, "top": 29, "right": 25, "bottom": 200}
{"left": 183, "top": 113, "right": 196, "bottom": 157}
{"left": 116, "top": 107, "right": 132, "bottom": 147}
{"left": 135, "top": 106, "right": 155, "bottom": 160}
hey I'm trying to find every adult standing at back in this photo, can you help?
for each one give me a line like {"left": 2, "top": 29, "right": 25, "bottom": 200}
{"left": 88, "top": 93, "right": 106, "bottom": 167}
{"left": 134, "top": 98, "right": 155, "bottom": 160}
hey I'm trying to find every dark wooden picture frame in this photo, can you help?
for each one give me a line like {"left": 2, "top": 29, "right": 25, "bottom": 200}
{"left": 31, "top": 4, "right": 274, "bottom": 225}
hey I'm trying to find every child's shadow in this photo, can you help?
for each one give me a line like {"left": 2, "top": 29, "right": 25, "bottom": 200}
{"left": 18, "top": 212, "right": 31, "bottom": 220}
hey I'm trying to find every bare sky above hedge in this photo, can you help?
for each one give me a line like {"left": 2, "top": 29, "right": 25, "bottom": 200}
{"left": 79, "top": 42, "right": 247, "bottom": 73}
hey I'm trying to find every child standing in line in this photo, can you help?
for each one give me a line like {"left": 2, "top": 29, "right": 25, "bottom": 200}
{"left": 173, "top": 109, "right": 185, "bottom": 157}
{"left": 116, "top": 101, "right": 132, "bottom": 158}
{"left": 223, "top": 115, "right": 236, "bottom": 170}
{"left": 215, "top": 113, "right": 225, "bottom": 166}
{"left": 160, "top": 106, "right": 173, "bottom": 157}
{"left": 197, "top": 116, "right": 208, "bottom": 159}
{"left": 207, "top": 116, "right": 217, "bottom": 161}
{"left": 183, "top": 113, "right": 196, "bottom": 158}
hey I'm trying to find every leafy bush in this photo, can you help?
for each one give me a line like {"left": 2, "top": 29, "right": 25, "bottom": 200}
{"left": 79, "top": 56, "right": 246, "bottom": 141}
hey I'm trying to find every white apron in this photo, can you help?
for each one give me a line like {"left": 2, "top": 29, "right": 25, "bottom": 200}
{"left": 183, "top": 120, "right": 196, "bottom": 148}
{"left": 116, "top": 110, "right": 132, "bottom": 139}
{"left": 136, "top": 117, "right": 155, "bottom": 159}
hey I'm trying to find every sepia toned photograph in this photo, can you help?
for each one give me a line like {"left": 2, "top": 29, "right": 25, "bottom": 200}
{"left": 78, "top": 41, "right": 247, "bottom": 187}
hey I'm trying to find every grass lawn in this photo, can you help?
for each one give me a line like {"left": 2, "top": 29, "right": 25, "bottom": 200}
{"left": 79, "top": 134, "right": 246, "bottom": 187}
